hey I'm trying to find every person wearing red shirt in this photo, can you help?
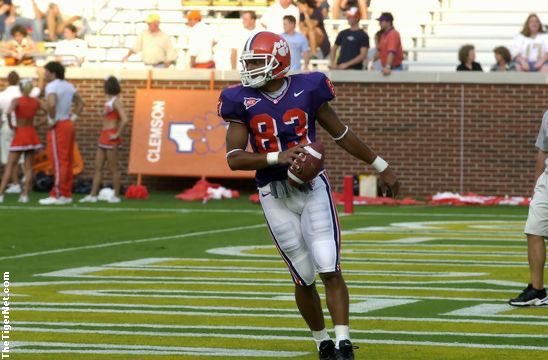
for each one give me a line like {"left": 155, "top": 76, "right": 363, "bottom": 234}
{"left": 376, "top": 12, "right": 404, "bottom": 75}
{"left": 0, "top": 80, "right": 44, "bottom": 203}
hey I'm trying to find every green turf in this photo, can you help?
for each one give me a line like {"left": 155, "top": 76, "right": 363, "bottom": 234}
{"left": 2, "top": 194, "right": 547, "bottom": 360}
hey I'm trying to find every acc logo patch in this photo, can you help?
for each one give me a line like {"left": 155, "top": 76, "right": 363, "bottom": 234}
{"left": 243, "top": 97, "right": 262, "bottom": 110}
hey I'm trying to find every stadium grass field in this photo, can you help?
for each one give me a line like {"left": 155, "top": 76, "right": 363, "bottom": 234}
{"left": 2, "top": 193, "right": 547, "bottom": 359}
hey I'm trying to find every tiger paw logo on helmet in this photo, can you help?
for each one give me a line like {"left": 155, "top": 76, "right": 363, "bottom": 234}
{"left": 273, "top": 40, "right": 289, "bottom": 57}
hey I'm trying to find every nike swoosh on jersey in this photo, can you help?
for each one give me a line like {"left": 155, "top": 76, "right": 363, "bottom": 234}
{"left": 260, "top": 191, "right": 271, "bottom": 197}
{"left": 293, "top": 90, "right": 304, "bottom": 97}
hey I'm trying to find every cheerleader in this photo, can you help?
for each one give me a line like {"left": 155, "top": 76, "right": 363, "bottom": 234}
{"left": 0, "top": 80, "right": 44, "bottom": 203}
{"left": 80, "top": 76, "right": 128, "bottom": 203}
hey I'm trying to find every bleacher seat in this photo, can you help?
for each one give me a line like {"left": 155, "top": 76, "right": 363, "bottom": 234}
{"left": 77, "top": 0, "right": 548, "bottom": 72}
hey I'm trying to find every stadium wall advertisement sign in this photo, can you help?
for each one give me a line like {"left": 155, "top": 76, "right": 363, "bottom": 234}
{"left": 128, "top": 89, "right": 252, "bottom": 178}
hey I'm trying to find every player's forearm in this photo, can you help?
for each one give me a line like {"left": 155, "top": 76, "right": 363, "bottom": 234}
{"left": 336, "top": 130, "right": 378, "bottom": 165}
{"left": 227, "top": 150, "right": 271, "bottom": 171}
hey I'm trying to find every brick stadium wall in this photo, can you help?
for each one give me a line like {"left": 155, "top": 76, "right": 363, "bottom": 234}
{"left": 0, "top": 71, "right": 546, "bottom": 196}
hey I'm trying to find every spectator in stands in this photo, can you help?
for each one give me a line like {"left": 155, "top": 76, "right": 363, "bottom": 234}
{"left": 2, "top": 24, "right": 38, "bottom": 66}
{"left": 122, "top": 13, "right": 177, "bottom": 68}
{"left": 456, "top": 44, "right": 483, "bottom": 71}
{"left": 297, "top": 0, "right": 330, "bottom": 59}
{"left": 0, "top": 71, "right": 39, "bottom": 195}
{"left": 46, "top": 2, "right": 83, "bottom": 41}
{"left": 185, "top": 10, "right": 216, "bottom": 69}
{"left": 377, "top": 12, "right": 404, "bottom": 75}
{"left": 0, "top": 1, "right": 12, "bottom": 36}
{"left": 490, "top": 46, "right": 516, "bottom": 72}
{"left": 315, "top": 0, "right": 329, "bottom": 18}
{"left": 332, "top": 0, "right": 368, "bottom": 20}
{"left": 281, "top": 15, "right": 310, "bottom": 71}
{"left": 80, "top": 76, "right": 128, "bottom": 204}
{"left": 54, "top": 24, "right": 87, "bottom": 66}
{"left": 367, "top": 29, "right": 382, "bottom": 71}
{"left": 231, "top": 11, "right": 258, "bottom": 70}
{"left": 329, "top": 6, "right": 369, "bottom": 70}
{"left": 4, "top": 0, "right": 48, "bottom": 42}
{"left": 260, "top": 0, "right": 299, "bottom": 35}
{"left": 38, "top": 61, "right": 84, "bottom": 205}
{"left": 510, "top": 14, "right": 548, "bottom": 73}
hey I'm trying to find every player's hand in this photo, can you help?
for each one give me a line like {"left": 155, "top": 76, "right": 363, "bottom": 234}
{"left": 379, "top": 167, "right": 399, "bottom": 198}
{"left": 382, "top": 67, "right": 392, "bottom": 76}
{"left": 278, "top": 145, "right": 308, "bottom": 166}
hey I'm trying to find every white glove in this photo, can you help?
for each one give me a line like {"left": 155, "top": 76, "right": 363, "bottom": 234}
{"left": 70, "top": 114, "right": 79, "bottom": 122}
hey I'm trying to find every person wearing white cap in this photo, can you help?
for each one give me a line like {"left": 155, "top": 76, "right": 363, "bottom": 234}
{"left": 122, "top": 13, "right": 177, "bottom": 68}
{"left": 329, "top": 7, "right": 369, "bottom": 70}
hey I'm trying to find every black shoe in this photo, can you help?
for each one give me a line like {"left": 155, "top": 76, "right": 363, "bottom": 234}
{"left": 336, "top": 340, "right": 358, "bottom": 360}
{"left": 509, "top": 283, "right": 548, "bottom": 306}
{"left": 318, "top": 339, "right": 336, "bottom": 360}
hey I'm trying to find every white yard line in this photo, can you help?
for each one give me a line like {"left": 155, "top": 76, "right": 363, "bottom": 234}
{"left": 11, "top": 341, "right": 306, "bottom": 357}
{"left": 15, "top": 321, "right": 548, "bottom": 339}
{"left": 0, "top": 224, "right": 265, "bottom": 261}
{"left": 12, "top": 306, "right": 548, "bottom": 326}
{"left": 0, "top": 205, "right": 527, "bottom": 218}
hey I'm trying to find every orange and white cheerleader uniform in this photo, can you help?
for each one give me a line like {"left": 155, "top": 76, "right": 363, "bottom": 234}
{"left": 98, "top": 97, "right": 122, "bottom": 149}
{"left": 9, "top": 96, "right": 42, "bottom": 152}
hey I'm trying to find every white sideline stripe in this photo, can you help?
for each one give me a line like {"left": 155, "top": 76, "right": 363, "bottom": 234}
{"left": 8, "top": 282, "right": 521, "bottom": 302}
{"left": 35, "top": 267, "right": 489, "bottom": 279}
{"left": 68, "top": 266, "right": 490, "bottom": 278}
{"left": 349, "top": 242, "right": 524, "bottom": 249}
{"left": 350, "top": 299, "right": 418, "bottom": 313}
{"left": 345, "top": 233, "right": 523, "bottom": 241}
{"left": 206, "top": 245, "right": 528, "bottom": 265}
{"left": 14, "top": 301, "right": 548, "bottom": 320}
{"left": 16, "top": 321, "right": 548, "bottom": 339}
{"left": 0, "top": 224, "right": 265, "bottom": 261}
{"left": 14, "top": 307, "right": 548, "bottom": 326}
{"left": 31, "top": 269, "right": 536, "bottom": 293}
{"left": 0, "top": 205, "right": 526, "bottom": 218}
{"left": 347, "top": 250, "right": 524, "bottom": 257}
{"left": 16, "top": 326, "right": 313, "bottom": 341}
{"left": 387, "top": 237, "right": 433, "bottom": 243}
{"left": 0, "top": 205, "right": 262, "bottom": 215}
{"left": 11, "top": 341, "right": 306, "bottom": 357}
{"left": 14, "top": 326, "right": 548, "bottom": 348}
{"left": 30, "top": 274, "right": 530, "bottom": 291}
{"left": 444, "top": 304, "right": 513, "bottom": 317}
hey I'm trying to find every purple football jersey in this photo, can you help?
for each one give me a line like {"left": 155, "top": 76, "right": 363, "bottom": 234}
{"left": 219, "top": 72, "right": 336, "bottom": 187}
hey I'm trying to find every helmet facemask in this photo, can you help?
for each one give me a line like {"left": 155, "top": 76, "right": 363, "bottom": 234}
{"left": 239, "top": 51, "right": 280, "bottom": 88}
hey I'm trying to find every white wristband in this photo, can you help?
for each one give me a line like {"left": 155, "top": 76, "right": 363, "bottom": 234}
{"left": 371, "top": 156, "right": 389, "bottom": 172}
{"left": 70, "top": 114, "right": 78, "bottom": 122}
{"left": 332, "top": 125, "right": 349, "bottom": 141}
{"left": 266, "top": 152, "right": 280, "bottom": 166}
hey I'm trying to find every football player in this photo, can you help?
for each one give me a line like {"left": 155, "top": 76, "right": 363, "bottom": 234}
{"left": 219, "top": 31, "right": 399, "bottom": 360}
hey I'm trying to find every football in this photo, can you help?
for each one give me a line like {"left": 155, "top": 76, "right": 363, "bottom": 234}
{"left": 287, "top": 142, "right": 325, "bottom": 187}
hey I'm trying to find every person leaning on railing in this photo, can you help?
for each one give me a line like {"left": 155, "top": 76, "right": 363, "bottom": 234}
{"left": 1, "top": 24, "right": 38, "bottom": 65}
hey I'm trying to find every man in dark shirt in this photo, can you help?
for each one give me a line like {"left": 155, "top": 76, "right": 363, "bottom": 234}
{"left": 329, "top": 6, "right": 369, "bottom": 70}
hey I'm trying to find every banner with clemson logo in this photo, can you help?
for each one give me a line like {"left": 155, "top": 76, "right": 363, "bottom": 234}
{"left": 128, "top": 89, "right": 252, "bottom": 178}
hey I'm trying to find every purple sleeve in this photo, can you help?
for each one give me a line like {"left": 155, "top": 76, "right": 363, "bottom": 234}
{"left": 311, "top": 72, "right": 336, "bottom": 111}
{"left": 218, "top": 89, "right": 245, "bottom": 124}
